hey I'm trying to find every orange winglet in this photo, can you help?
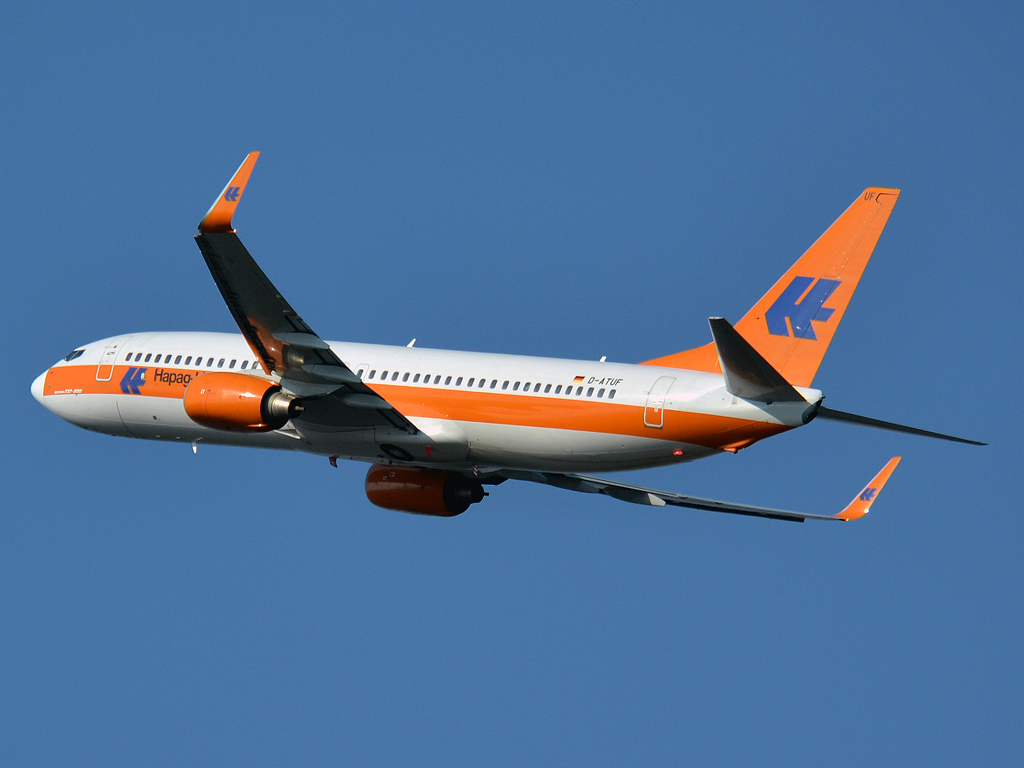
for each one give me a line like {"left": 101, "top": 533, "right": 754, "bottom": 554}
{"left": 834, "top": 456, "right": 902, "bottom": 521}
{"left": 198, "top": 151, "right": 260, "bottom": 233}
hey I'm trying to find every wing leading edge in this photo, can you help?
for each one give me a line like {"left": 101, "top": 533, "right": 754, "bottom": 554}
{"left": 501, "top": 456, "right": 901, "bottom": 523}
{"left": 195, "top": 152, "right": 416, "bottom": 434}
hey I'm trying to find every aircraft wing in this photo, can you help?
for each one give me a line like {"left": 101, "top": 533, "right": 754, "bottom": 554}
{"left": 194, "top": 152, "right": 417, "bottom": 434}
{"left": 500, "top": 457, "right": 901, "bottom": 523}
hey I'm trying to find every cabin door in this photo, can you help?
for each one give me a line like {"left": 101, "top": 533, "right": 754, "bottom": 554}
{"left": 643, "top": 376, "right": 676, "bottom": 429}
{"left": 96, "top": 337, "right": 128, "bottom": 381}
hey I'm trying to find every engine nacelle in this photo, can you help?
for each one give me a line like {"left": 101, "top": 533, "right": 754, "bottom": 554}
{"left": 365, "top": 464, "right": 485, "bottom": 517}
{"left": 183, "top": 372, "right": 302, "bottom": 432}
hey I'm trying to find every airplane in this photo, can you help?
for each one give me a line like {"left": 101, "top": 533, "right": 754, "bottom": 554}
{"left": 31, "top": 152, "right": 983, "bottom": 522}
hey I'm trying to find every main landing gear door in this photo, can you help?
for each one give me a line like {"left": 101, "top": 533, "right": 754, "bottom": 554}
{"left": 643, "top": 376, "right": 676, "bottom": 429}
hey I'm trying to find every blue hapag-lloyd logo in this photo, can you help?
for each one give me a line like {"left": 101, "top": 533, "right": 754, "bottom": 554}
{"left": 224, "top": 186, "right": 241, "bottom": 202}
{"left": 765, "top": 276, "right": 842, "bottom": 340}
{"left": 859, "top": 487, "right": 878, "bottom": 502}
{"left": 120, "top": 367, "right": 146, "bottom": 395}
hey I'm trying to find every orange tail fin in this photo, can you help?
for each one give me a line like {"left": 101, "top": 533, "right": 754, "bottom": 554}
{"left": 644, "top": 188, "right": 900, "bottom": 387}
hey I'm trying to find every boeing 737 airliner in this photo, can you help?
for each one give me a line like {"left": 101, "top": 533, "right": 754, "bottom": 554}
{"left": 32, "top": 153, "right": 982, "bottom": 521}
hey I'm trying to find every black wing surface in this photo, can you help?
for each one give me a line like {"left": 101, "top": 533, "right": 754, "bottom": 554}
{"left": 500, "top": 456, "right": 902, "bottom": 522}
{"left": 195, "top": 152, "right": 416, "bottom": 434}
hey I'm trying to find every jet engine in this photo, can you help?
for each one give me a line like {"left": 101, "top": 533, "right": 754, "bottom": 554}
{"left": 365, "top": 464, "right": 485, "bottom": 517}
{"left": 183, "top": 372, "right": 302, "bottom": 432}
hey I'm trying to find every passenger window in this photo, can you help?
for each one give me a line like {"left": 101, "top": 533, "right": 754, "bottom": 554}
{"left": 434, "top": 375, "right": 441, "bottom": 384}
{"left": 587, "top": 387, "right": 594, "bottom": 397}
{"left": 241, "top": 361, "right": 248, "bottom": 370}
{"left": 183, "top": 356, "right": 191, "bottom": 365}
{"left": 391, "top": 371, "right": 399, "bottom": 381}
{"left": 544, "top": 384, "right": 551, "bottom": 393}
{"left": 217, "top": 359, "right": 225, "bottom": 368}
{"left": 229, "top": 359, "right": 236, "bottom": 368}
{"left": 555, "top": 385, "right": 562, "bottom": 394}
{"left": 445, "top": 376, "right": 452, "bottom": 385}
{"left": 467, "top": 378, "right": 475, "bottom": 387}
{"left": 208, "top": 358, "right": 215, "bottom": 366}
{"left": 154, "top": 354, "right": 162, "bottom": 363}
{"left": 369, "top": 370, "right": 376, "bottom": 379}
{"left": 381, "top": 370, "right": 388, "bottom": 380}
{"left": 513, "top": 382, "right": 520, "bottom": 391}
{"left": 576, "top": 387, "right": 583, "bottom": 395}
{"left": 413, "top": 373, "right": 420, "bottom": 383}
{"left": 534, "top": 383, "right": 541, "bottom": 392}
{"left": 124, "top": 353, "right": 132, "bottom": 361}
{"left": 175, "top": 355, "right": 182, "bottom": 364}
{"left": 609, "top": 389, "right": 616, "bottom": 399}
{"left": 144, "top": 353, "right": 152, "bottom": 362}
{"left": 502, "top": 381, "right": 509, "bottom": 390}
{"left": 479, "top": 378, "right": 485, "bottom": 388}
{"left": 403, "top": 372, "right": 410, "bottom": 382}
{"left": 598, "top": 388, "right": 605, "bottom": 398}
{"left": 490, "top": 380, "right": 497, "bottom": 389}
{"left": 357, "top": 368, "right": 365, "bottom": 378}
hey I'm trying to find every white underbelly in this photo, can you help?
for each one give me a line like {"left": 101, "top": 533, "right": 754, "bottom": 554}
{"left": 459, "top": 421, "right": 715, "bottom": 471}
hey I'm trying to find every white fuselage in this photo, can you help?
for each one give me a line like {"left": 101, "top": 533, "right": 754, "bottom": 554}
{"left": 33, "top": 332, "right": 822, "bottom": 473}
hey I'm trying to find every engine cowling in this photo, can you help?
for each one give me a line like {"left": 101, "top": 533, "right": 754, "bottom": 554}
{"left": 183, "top": 372, "right": 302, "bottom": 432}
{"left": 365, "top": 464, "right": 485, "bottom": 517}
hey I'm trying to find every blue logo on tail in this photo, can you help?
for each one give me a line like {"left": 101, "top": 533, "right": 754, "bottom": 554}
{"left": 120, "top": 367, "right": 146, "bottom": 395}
{"left": 859, "top": 487, "right": 878, "bottom": 502}
{"left": 224, "top": 186, "right": 241, "bottom": 202}
{"left": 765, "top": 276, "right": 842, "bottom": 340}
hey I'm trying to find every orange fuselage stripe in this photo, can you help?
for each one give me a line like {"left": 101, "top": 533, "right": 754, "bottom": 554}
{"left": 43, "top": 364, "right": 791, "bottom": 449}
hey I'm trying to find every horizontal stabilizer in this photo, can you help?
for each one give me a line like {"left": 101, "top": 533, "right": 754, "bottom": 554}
{"left": 815, "top": 406, "right": 986, "bottom": 446}
{"left": 708, "top": 318, "right": 805, "bottom": 403}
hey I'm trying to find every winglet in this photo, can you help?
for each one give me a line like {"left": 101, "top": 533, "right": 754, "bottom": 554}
{"left": 198, "top": 151, "right": 260, "bottom": 233}
{"left": 834, "top": 456, "right": 902, "bottom": 521}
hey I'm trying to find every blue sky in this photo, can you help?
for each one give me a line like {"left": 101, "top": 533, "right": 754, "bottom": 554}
{"left": 3, "top": 2, "right": 1021, "bottom": 765}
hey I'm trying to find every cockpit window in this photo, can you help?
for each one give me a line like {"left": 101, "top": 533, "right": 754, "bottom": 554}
{"left": 63, "top": 349, "right": 85, "bottom": 362}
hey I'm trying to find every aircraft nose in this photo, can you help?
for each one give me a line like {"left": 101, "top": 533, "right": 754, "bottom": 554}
{"left": 31, "top": 370, "right": 47, "bottom": 405}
